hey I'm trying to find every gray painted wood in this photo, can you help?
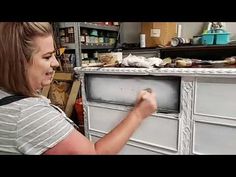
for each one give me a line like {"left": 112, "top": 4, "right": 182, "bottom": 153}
{"left": 195, "top": 77, "right": 236, "bottom": 119}
{"left": 85, "top": 74, "right": 181, "bottom": 113}
{"left": 193, "top": 121, "right": 236, "bottom": 154}
{"left": 88, "top": 106, "right": 179, "bottom": 151}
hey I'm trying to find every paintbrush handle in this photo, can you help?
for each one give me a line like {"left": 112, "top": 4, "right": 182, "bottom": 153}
{"left": 210, "top": 58, "right": 236, "bottom": 64}
{"left": 176, "top": 57, "right": 236, "bottom": 67}
{"left": 176, "top": 60, "right": 193, "bottom": 67}
{"left": 225, "top": 57, "right": 236, "bottom": 64}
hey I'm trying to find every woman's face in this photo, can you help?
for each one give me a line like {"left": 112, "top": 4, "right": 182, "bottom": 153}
{"left": 27, "top": 35, "right": 59, "bottom": 91}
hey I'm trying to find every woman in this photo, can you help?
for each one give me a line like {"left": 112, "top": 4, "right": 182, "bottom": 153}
{"left": 0, "top": 22, "right": 157, "bottom": 155}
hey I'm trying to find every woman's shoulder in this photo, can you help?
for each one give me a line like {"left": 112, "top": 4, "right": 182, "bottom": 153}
{"left": 11, "top": 95, "right": 49, "bottom": 109}
{"left": 18, "top": 95, "right": 57, "bottom": 113}
{"left": 18, "top": 95, "right": 68, "bottom": 126}
{"left": 23, "top": 95, "right": 51, "bottom": 105}
{"left": 0, "top": 90, "right": 51, "bottom": 109}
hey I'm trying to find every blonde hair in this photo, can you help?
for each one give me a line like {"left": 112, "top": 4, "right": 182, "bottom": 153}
{"left": 0, "top": 22, "right": 53, "bottom": 96}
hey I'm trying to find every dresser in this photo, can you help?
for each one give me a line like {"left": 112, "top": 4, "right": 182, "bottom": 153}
{"left": 74, "top": 67, "right": 236, "bottom": 154}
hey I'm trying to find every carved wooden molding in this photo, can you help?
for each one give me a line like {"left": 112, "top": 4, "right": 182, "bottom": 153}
{"left": 74, "top": 67, "right": 150, "bottom": 75}
{"left": 151, "top": 68, "right": 236, "bottom": 77}
{"left": 74, "top": 67, "right": 236, "bottom": 77}
{"left": 179, "top": 79, "right": 194, "bottom": 154}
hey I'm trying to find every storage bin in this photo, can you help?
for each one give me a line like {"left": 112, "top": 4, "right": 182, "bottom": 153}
{"left": 201, "top": 29, "right": 230, "bottom": 45}
{"left": 201, "top": 33, "right": 214, "bottom": 45}
{"left": 215, "top": 32, "right": 230, "bottom": 44}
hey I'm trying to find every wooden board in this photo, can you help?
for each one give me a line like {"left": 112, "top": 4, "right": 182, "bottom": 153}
{"left": 65, "top": 80, "right": 80, "bottom": 117}
{"left": 41, "top": 72, "right": 80, "bottom": 118}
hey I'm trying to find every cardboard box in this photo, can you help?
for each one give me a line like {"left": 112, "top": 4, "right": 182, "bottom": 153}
{"left": 141, "top": 22, "right": 177, "bottom": 47}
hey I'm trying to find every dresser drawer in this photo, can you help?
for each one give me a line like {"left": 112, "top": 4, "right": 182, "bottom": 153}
{"left": 88, "top": 105, "right": 179, "bottom": 151}
{"left": 195, "top": 77, "right": 236, "bottom": 118}
{"left": 85, "top": 74, "right": 181, "bottom": 113}
{"left": 193, "top": 121, "right": 236, "bottom": 154}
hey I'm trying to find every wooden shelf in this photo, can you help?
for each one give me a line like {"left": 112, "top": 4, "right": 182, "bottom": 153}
{"left": 159, "top": 44, "right": 236, "bottom": 60}
{"left": 59, "top": 22, "right": 74, "bottom": 28}
{"left": 61, "top": 43, "right": 76, "bottom": 50}
{"left": 81, "top": 44, "right": 114, "bottom": 50}
{"left": 160, "top": 44, "right": 236, "bottom": 51}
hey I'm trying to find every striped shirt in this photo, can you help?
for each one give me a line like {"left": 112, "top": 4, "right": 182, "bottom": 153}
{"left": 0, "top": 90, "right": 75, "bottom": 155}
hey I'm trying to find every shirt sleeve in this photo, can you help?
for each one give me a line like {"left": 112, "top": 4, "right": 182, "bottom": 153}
{"left": 16, "top": 100, "right": 75, "bottom": 155}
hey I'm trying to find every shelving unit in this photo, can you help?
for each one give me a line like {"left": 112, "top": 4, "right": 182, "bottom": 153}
{"left": 58, "top": 22, "right": 120, "bottom": 67}
{"left": 81, "top": 44, "right": 115, "bottom": 50}
{"left": 80, "top": 22, "right": 119, "bottom": 31}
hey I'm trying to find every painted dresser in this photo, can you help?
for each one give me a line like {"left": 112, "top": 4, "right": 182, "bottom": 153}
{"left": 74, "top": 67, "right": 236, "bottom": 154}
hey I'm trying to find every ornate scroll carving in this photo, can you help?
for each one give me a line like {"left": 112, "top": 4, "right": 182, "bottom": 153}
{"left": 179, "top": 79, "right": 194, "bottom": 154}
{"left": 74, "top": 67, "right": 236, "bottom": 77}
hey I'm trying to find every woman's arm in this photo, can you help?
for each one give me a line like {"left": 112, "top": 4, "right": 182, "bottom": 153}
{"left": 43, "top": 90, "right": 157, "bottom": 155}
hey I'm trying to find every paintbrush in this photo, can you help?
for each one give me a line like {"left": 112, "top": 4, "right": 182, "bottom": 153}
{"left": 176, "top": 57, "right": 236, "bottom": 67}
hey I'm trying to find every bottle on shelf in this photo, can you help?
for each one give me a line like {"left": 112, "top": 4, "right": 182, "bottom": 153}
{"left": 90, "top": 51, "right": 97, "bottom": 63}
{"left": 59, "top": 28, "right": 66, "bottom": 44}
{"left": 81, "top": 52, "right": 89, "bottom": 65}
{"left": 80, "top": 29, "right": 87, "bottom": 44}
{"left": 93, "top": 51, "right": 98, "bottom": 61}
{"left": 89, "top": 29, "right": 98, "bottom": 45}
{"left": 67, "top": 27, "right": 75, "bottom": 43}
{"left": 83, "top": 29, "right": 90, "bottom": 45}
{"left": 98, "top": 31, "right": 104, "bottom": 45}
{"left": 104, "top": 31, "right": 109, "bottom": 45}
{"left": 108, "top": 32, "right": 117, "bottom": 46}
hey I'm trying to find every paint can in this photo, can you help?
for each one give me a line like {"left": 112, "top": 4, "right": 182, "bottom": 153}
{"left": 171, "top": 37, "right": 190, "bottom": 46}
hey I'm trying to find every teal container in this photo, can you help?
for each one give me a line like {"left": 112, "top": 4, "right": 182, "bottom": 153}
{"left": 201, "top": 33, "right": 214, "bottom": 45}
{"left": 215, "top": 33, "right": 230, "bottom": 44}
{"left": 202, "top": 29, "right": 230, "bottom": 45}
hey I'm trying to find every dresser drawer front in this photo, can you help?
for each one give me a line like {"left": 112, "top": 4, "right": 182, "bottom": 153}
{"left": 85, "top": 74, "right": 181, "bottom": 113}
{"left": 193, "top": 121, "right": 236, "bottom": 154}
{"left": 195, "top": 77, "right": 236, "bottom": 118}
{"left": 89, "top": 106, "right": 179, "bottom": 151}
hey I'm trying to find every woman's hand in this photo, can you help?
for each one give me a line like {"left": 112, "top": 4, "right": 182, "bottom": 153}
{"left": 133, "top": 88, "right": 158, "bottom": 120}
